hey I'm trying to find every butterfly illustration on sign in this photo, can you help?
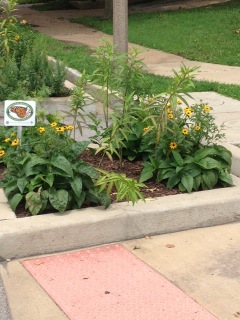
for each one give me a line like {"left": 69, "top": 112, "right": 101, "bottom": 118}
{"left": 7, "top": 102, "right": 33, "bottom": 121}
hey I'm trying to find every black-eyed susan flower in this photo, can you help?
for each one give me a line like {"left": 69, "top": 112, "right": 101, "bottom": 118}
{"left": 195, "top": 125, "right": 201, "bottom": 131}
{"left": 10, "top": 132, "right": 16, "bottom": 137}
{"left": 21, "top": 20, "right": 27, "bottom": 24}
{"left": 168, "top": 114, "right": 174, "bottom": 119}
{"left": 11, "top": 139, "right": 19, "bottom": 146}
{"left": 4, "top": 138, "right": 11, "bottom": 143}
{"left": 50, "top": 122, "right": 58, "bottom": 127}
{"left": 170, "top": 142, "right": 177, "bottom": 150}
{"left": 0, "top": 150, "right": 5, "bottom": 157}
{"left": 66, "top": 125, "right": 74, "bottom": 130}
{"left": 185, "top": 110, "right": 192, "bottom": 117}
{"left": 182, "top": 128, "right": 189, "bottom": 135}
{"left": 143, "top": 126, "right": 151, "bottom": 132}
{"left": 56, "top": 127, "right": 65, "bottom": 133}
{"left": 177, "top": 99, "right": 182, "bottom": 104}
{"left": 167, "top": 102, "right": 171, "bottom": 107}
{"left": 37, "top": 127, "right": 45, "bottom": 133}
{"left": 204, "top": 105, "right": 211, "bottom": 112}
{"left": 167, "top": 109, "right": 172, "bottom": 114}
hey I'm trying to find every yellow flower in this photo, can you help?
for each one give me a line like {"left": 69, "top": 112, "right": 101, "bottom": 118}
{"left": 11, "top": 139, "right": 19, "bottom": 146}
{"left": 204, "top": 105, "right": 211, "bottom": 112}
{"left": 168, "top": 114, "right": 174, "bottom": 119}
{"left": 21, "top": 20, "right": 27, "bottom": 24}
{"left": 66, "top": 125, "right": 74, "bottom": 130}
{"left": 195, "top": 125, "right": 201, "bottom": 131}
{"left": 177, "top": 99, "right": 182, "bottom": 104}
{"left": 15, "top": 35, "right": 19, "bottom": 41}
{"left": 10, "top": 132, "right": 16, "bottom": 137}
{"left": 0, "top": 34, "right": 5, "bottom": 37}
{"left": 4, "top": 138, "right": 11, "bottom": 143}
{"left": 170, "top": 142, "right": 177, "bottom": 150}
{"left": 185, "top": 110, "right": 192, "bottom": 117}
{"left": 56, "top": 127, "right": 65, "bottom": 133}
{"left": 0, "top": 150, "right": 5, "bottom": 157}
{"left": 50, "top": 122, "right": 58, "bottom": 127}
{"left": 9, "top": 19, "right": 13, "bottom": 23}
{"left": 182, "top": 128, "right": 188, "bottom": 135}
{"left": 143, "top": 126, "right": 151, "bottom": 132}
{"left": 167, "top": 102, "right": 171, "bottom": 107}
{"left": 167, "top": 109, "right": 172, "bottom": 114}
{"left": 37, "top": 127, "right": 45, "bottom": 133}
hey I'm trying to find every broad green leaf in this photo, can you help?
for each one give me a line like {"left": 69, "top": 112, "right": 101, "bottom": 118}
{"left": 172, "top": 150, "right": 184, "bottom": 167}
{"left": 42, "top": 174, "right": 54, "bottom": 187}
{"left": 10, "top": 193, "right": 23, "bottom": 212}
{"left": 202, "top": 170, "right": 218, "bottom": 189}
{"left": 166, "top": 175, "right": 180, "bottom": 189}
{"left": 49, "top": 188, "right": 69, "bottom": 213}
{"left": 139, "top": 163, "right": 154, "bottom": 183}
{"left": 71, "top": 141, "right": 89, "bottom": 157}
{"left": 197, "top": 157, "right": 222, "bottom": 170}
{"left": 70, "top": 176, "right": 83, "bottom": 197}
{"left": 219, "top": 171, "right": 233, "bottom": 186}
{"left": 77, "top": 162, "right": 99, "bottom": 180}
{"left": 25, "top": 191, "right": 43, "bottom": 215}
{"left": 75, "top": 191, "right": 86, "bottom": 208}
{"left": 178, "top": 182, "right": 186, "bottom": 192}
{"left": 24, "top": 155, "right": 48, "bottom": 177}
{"left": 194, "top": 147, "right": 217, "bottom": 162}
{"left": 181, "top": 174, "right": 194, "bottom": 193}
{"left": 4, "top": 179, "right": 18, "bottom": 198}
{"left": 193, "top": 175, "right": 201, "bottom": 191}
{"left": 17, "top": 177, "right": 28, "bottom": 194}
{"left": 51, "top": 155, "right": 73, "bottom": 178}
{"left": 214, "top": 145, "right": 232, "bottom": 165}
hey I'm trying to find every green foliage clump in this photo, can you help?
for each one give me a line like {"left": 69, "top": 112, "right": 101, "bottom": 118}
{"left": 0, "top": 0, "right": 68, "bottom": 101}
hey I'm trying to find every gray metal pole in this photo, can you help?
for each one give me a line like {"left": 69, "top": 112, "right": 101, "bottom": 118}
{"left": 113, "top": 0, "right": 128, "bottom": 53}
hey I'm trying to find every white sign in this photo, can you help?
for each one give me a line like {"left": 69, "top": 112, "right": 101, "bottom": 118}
{"left": 4, "top": 100, "right": 36, "bottom": 126}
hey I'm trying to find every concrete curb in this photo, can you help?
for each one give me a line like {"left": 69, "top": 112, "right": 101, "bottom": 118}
{"left": 1, "top": 174, "right": 240, "bottom": 261}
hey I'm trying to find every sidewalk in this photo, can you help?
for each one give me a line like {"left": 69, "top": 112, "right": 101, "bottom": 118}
{"left": 16, "top": 2, "right": 240, "bottom": 85}
{"left": 1, "top": 222, "right": 240, "bottom": 320}
{"left": 1, "top": 2, "right": 240, "bottom": 320}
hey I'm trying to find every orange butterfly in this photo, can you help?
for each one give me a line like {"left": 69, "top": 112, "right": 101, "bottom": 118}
{"left": 10, "top": 106, "right": 28, "bottom": 118}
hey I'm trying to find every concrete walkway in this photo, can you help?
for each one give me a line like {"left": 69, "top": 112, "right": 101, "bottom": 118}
{"left": 1, "top": 2, "right": 240, "bottom": 320}
{"left": 16, "top": 1, "right": 240, "bottom": 85}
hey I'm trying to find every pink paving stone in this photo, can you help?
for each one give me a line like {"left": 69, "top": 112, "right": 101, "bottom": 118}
{"left": 22, "top": 244, "right": 218, "bottom": 320}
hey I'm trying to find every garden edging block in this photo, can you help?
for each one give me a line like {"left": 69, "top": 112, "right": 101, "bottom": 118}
{"left": 0, "top": 175, "right": 240, "bottom": 261}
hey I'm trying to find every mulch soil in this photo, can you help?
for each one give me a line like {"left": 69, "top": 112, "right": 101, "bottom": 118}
{"left": 0, "top": 151, "right": 181, "bottom": 218}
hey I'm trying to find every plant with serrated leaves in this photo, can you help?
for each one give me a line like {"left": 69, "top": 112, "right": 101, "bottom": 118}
{"left": 95, "top": 169, "right": 145, "bottom": 205}
{"left": 140, "top": 145, "right": 233, "bottom": 193}
{"left": 0, "top": 141, "right": 111, "bottom": 215}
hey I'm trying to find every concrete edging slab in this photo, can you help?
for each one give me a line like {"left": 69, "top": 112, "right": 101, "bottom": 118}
{"left": 1, "top": 175, "right": 240, "bottom": 261}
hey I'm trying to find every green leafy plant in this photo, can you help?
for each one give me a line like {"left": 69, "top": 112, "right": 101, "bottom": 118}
{"left": 0, "top": 139, "right": 111, "bottom": 215}
{"left": 140, "top": 145, "right": 232, "bottom": 192}
{"left": 95, "top": 169, "right": 145, "bottom": 205}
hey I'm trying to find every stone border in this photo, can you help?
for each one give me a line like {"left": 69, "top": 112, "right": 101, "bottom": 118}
{"left": 0, "top": 171, "right": 240, "bottom": 261}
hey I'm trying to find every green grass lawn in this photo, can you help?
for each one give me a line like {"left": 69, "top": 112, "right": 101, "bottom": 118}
{"left": 41, "top": 32, "right": 240, "bottom": 100}
{"left": 71, "top": 0, "right": 240, "bottom": 66}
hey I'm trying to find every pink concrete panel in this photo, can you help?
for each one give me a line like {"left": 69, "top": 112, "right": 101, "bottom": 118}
{"left": 22, "top": 244, "right": 218, "bottom": 320}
